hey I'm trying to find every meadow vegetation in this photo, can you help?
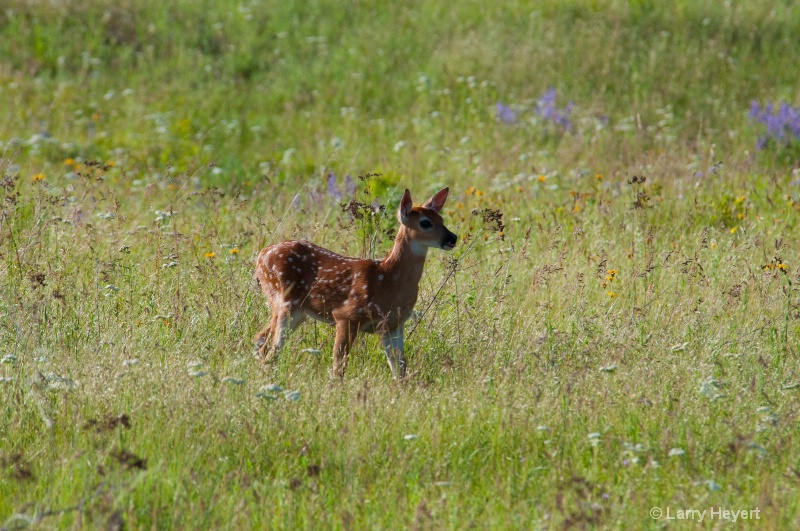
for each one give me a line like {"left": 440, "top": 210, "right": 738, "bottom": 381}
{"left": 2, "top": 0, "right": 800, "bottom": 528}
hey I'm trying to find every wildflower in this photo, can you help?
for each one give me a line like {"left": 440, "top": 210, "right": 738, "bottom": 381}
{"left": 496, "top": 102, "right": 518, "bottom": 124}
{"left": 777, "top": 263, "right": 787, "bottom": 271}
{"left": 31, "top": 173, "right": 45, "bottom": 181}
{"left": 750, "top": 101, "right": 800, "bottom": 149}
{"left": 730, "top": 227, "right": 738, "bottom": 234}
{"left": 535, "top": 87, "right": 574, "bottom": 131}
{"left": 737, "top": 213, "right": 746, "bottom": 220}
{"left": 595, "top": 174, "right": 603, "bottom": 181}
{"left": 64, "top": 158, "right": 75, "bottom": 166}
{"left": 327, "top": 172, "right": 342, "bottom": 200}
{"left": 105, "top": 160, "right": 116, "bottom": 167}
{"left": 537, "top": 175, "right": 546, "bottom": 182}
{"left": 344, "top": 174, "right": 357, "bottom": 196}
{"left": 607, "top": 291, "right": 617, "bottom": 298}
{"left": 735, "top": 195, "right": 747, "bottom": 204}
{"left": 204, "top": 252, "right": 216, "bottom": 259}
{"left": 229, "top": 248, "right": 239, "bottom": 255}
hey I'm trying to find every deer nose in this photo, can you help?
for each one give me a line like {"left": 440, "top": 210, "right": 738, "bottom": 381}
{"left": 442, "top": 231, "right": 458, "bottom": 250}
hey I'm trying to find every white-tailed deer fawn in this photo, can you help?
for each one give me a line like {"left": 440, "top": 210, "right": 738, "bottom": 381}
{"left": 254, "top": 187, "right": 457, "bottom": 379}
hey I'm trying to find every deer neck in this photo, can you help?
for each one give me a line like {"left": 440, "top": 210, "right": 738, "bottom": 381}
{"left": 380, "top": 225, "right": 428, "bottom": 284}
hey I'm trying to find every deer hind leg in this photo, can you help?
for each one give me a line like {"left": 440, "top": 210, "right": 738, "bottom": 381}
{"left": 257, "top": 305, "right": 305, "bottom": 363}
{"left": 381, "top": 324, "right": 407, "bottom": 380}
{"left": 332, "top": 320, "right": 359, "bottom": 380}
{"left": 255, "top": 307, "right": 280, "bottom": 363}
{"left": 254, "top": 324, "right": 272, "bottom": 353}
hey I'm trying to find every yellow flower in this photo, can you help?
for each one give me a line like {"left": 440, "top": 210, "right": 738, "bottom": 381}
{"left": 537, "top": 175, "right": 546, "bottom": 182}
{"left": 64, "top": 158, "right": 75, "bottom": 166}
{"left": 204, "top": 252, "right": 216, "bottom": 259}
{"left": 595, "top": 174, "right": 603, "bottom": 181}
{"left": 466, "top": 186, "right": 476, "bottom": 195}
{"left": 777, "top": 263, "right": 787, "bottom": 271}
{"left": 710, "top": 241, "right": 718, "bottom": 249}
{"left": 475, "top": 189, "right": 484, "bottom": 197}
{"left": 735, "top": 195, "right": 746, "bottom": 204}
{"left": 229, "top": 248, "right": 239, "bottom": 255}
{"left": 105, "top": 160, "right": 116, "bottom": 167}
{"left": 730, "top": 227, "right": 738, "bottom": 234}
{"left": 737, "top": 213, "right": 746, "bottom": 220}
{"left": 607, "top": 291, "right": 617, "bottom": 298}
{"left": 31, "top": 173, "right": 45, "bottom": 181}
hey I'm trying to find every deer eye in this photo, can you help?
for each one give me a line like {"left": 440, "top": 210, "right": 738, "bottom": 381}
{"left": 420, "top": 219, "right": 433, "bottom": 229}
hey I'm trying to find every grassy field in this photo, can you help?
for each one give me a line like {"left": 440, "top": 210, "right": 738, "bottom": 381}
{"left": 2, "top": 0, "right": 800, "bottom": 528}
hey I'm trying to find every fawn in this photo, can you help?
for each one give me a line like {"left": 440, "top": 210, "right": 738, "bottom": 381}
{"left": 254, "top": 187, "right": 457, "bottom": 379}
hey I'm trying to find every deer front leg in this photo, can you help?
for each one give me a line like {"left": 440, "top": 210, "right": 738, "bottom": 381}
{"left": 332, "top": 320, "right": 359, "bottom": 380}
{"left": 381, "top": 325, "right": 406, "bottom": 380}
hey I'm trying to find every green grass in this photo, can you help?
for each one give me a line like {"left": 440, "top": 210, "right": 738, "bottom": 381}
{"left": 2, "top": 0, "right": 800, "bottom": 528}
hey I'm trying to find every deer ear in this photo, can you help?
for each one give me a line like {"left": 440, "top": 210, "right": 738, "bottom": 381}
{"left": 422, "top": 187, "right": 449, "bottom": 213}
{"left": 398, "top": 189, "right": 413, "bottom": 221}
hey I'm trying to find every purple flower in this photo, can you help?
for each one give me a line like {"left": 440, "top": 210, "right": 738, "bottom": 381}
{"left": 536, "top": 87, "right": 573, "bottom": 131}
{"left": 344, "top": 174, "right": 357, "bottom": 196}
{"left": 327, "top": 172, "right": 342, "bottom": 200}
{"left": 496, "top": 102, "right": 518, "bottom": 124}
{"left": 750, "top": 100, "right": 800, "bottom": 149}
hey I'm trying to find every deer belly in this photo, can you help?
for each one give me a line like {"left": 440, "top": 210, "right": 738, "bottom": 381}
{"left": 302, "top": 308, "right": 335, "bottom": 325}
